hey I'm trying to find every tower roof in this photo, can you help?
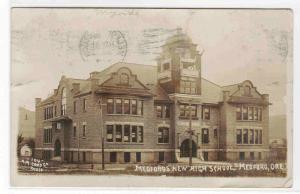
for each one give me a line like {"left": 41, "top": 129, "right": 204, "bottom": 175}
{"left": 165, "top": 27, "right": 192, "bottom": 45}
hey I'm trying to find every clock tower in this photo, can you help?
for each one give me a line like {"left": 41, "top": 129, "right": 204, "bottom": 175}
{"left": 157, "top": 28, "right": 203, "bottom": 95}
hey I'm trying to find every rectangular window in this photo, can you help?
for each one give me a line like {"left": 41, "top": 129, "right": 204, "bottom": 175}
{"left": 115, "top": 99, "right": 122, "bottom": 114}
{"left": 236, "top": 106, "right": 242, "bottom": 120}
{"left": 180, "top": 104, "right": 197, "bottom": 118}
{"left": 138, "top": 100, "right": 143, "bottom": 115}
{"left": 202, "top": 128, "right": 209, "bottom": 144}
{"left": 138, "top": 126, "right": 143, "bottom": 143}
{"left": 83, "top": 98, "right": 87, "bottom": 111}
{"left": 259, "top": 130, "right": 262, "bottom": 144}
{"left": 73, "top": 101, "right": 77, "bottom": 113}
{"left": 164, "top": 105, "right": 170, "bottom": 118}
{"left": 158, "top": 152, "right": 164, "bottom": 162}
{"left": 158, "top": 127, "right": 169, "bottom": 143}
{"left": 131, "top": 100, "right": 137, "bottom": 115}
{"left": 73, "top": 126, "right": 77, "bottom": 137}
{"left": 110, "top": 152, "right": 117, "bottom": 163}
{"left": 106, "top": 125, "right": 113, "bottom": 142}
{"left": 258, "top": 108, "right": 262, "bottom": 121}
{"left": 82, "top": 124, "right": 87, "bottom": 137}
{"left": 254, "top": 107, "right": 258, "bottom": 120}
{"left": 107, "top": 99, "right": 114, "bottom": 114}
{"left": 124, "top": 152, "right": 130, "bottom": 163}
{"left": 239, "top": 152, "right": 245, "bottom": 160}
{"left": 43, "top": 128, "right": 52, "bottom": 143}
{"left": 255, "top": 130, "right": 259, "bottom": 144}
{"left": 61, "top": 104, "right": 66, "bottom": 115}
{"left": 82, "top": 152, "right": 86, "bottom": 163}
{"left": 236, "top": 129, "right": 242, "bottom": 144}
{"left": 131, "top": 126, "right": 137, "bottom": 143}
{"left": 54, "top": 106, "right": 57, "bottom": 117}
{"left": 242, "top": 106, "right": 248, "bottom": 120}
{"left": 243, "top": 129, "right": 248, "bottom": 144}
{"left": 202, "top": 106, "right": 210, "bottom": 120}
{"left": 123, "top": 99, "right": 130, "bottom": 114}
{"left": 156, "top": 105, "right": 162, "bottom": 118}
{"left": 180, "top": 80, "right": 196, "bottom": 94}
{"left": 249, "top": 129, "right": 254, "bottom": 144}
{"left": 124, "top": 125, "right": 130, "bottom": 142}
{"left": 115, "top": 125, "right": 122, "bottom": 142}
{"left": 136, "top": 152, "right": 141, "bottom": 162}
{"left": 250, "top": 152, "right": 255, "bottom": 160}
{"left": 248, "top": 107, "right": 253, "bottom": 120}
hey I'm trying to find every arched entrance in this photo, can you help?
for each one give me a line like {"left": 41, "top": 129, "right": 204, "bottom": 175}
{"left": 54, "top": 139, "right": 61, "bottom": 157}
{"left": 180, "top": 139, "right": 197, "bottom": 157}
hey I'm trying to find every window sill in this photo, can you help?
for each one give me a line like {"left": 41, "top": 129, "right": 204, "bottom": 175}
{"left": 179, "top": 116, "right": 199, "bottom": 120}
{"left": 236, "top": 120, "right": 262, "bottom": 122}
{"left": 236, "top": 144, "right": 263, "bottom": 145}
{"left": 106, "top": 142, "right": 144, "bottom": 145}
{"left": 43, "top": 143, "right": 52, "bottom": 145}
{"left": 157, "top": 143, "right": 170, "bottom": 145}
{"left": 107, "top": 114, "right": 143, "bottom": 117}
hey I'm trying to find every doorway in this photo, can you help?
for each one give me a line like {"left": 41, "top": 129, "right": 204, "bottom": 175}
{"left": 180, "top": 139, "right": 197, "bottom": 157}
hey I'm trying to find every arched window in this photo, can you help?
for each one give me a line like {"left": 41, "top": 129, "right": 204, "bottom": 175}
{"left": 120, "top": 73, "right": 129, "bottom": 85}
{"left": 244, "top": 86, "right": 251, "bottom": 96}
{"left": 61, "top": 88, "right": 67, "bottom": 115}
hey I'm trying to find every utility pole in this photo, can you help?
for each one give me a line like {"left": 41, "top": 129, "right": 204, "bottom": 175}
{"left": 99, "top": 99, "right": 106, "bottom": 170}
{"left": 188, "top": 100, "right": 193, "bottom": 166}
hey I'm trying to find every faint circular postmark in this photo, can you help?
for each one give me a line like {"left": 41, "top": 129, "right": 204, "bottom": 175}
{"left": 79, "top": 30, "right": 127, "bottom": 64}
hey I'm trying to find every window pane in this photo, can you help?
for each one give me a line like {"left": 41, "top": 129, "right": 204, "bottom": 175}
{"left": 248, "top": 107, "right": 253, "bottom": 120}
{"left": 236, "top": 106, "right": 242, "bottom": 120}
{"left": 255, "top": 130, "right": 259, "bottom": 144}
{"left": 131, "top": 100, "right": 137, "bottom": 115}
{"left": 236, "top": 129, "right": 242, "bottom": 144}
{"left": 254, "top": 107, "right": 258, "bottom": 120}
{"left": 202, "top": 128, "right": 209, "bottom": 144}
{"left": 249, "top": 129, "right": 254, "bottom": 144}
{"left": 106, "top": 125, "right": 113, "bottom": 142}
{"left": 259, "top": 130, "right": 262, "bottom": 144}
{"left": 115, "top": 125, "right": 122, "bottom": 142}
{"left": 107, "top": 99, "right": 114, "bottom": 114}
{"left": 115, "top": 99, "right": 122, "bottom": 114}
{"left": 124, "top": 125, "right": 130, "bottom": 142}
{"left": 138, "top": 126, "right": 143, "bottom": 143}
{"left": 132, "top": 126, "right": 137, "bottom": 142}
{"left": 156, "top": 105, "right": 162, "bottom": 118}
{"left": 163, "top": 128, "right": 169, "bottom": 143}
{"left": 158, "top": 128, "right": 163, "bottom": 143}
{"left": 164, "top": 105, "right": 170, "bottom": 118}
{"left": 138, "top": 100, "right": 143, "bottom": 115}
{"left": 124, "top": 99, "right": 130, "bottom": 114}
{"left": 243, "top": 129, "right": 248, "bottom": 144}
{"left": 242, "top": 106, "right": 248, "bottom": 120}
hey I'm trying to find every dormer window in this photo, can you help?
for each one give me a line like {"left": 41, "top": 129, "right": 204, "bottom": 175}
{"left": 120, "top": 73, "right": 129, "bottom": 85}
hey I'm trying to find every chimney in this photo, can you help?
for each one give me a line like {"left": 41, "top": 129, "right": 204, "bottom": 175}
{"left": 54, "top": 89, "right": 58, "bottom": 94}
{"left": 90, "top": 71, "right": 99, "bottom": 79}
{"left": 262, "top": 94, "right": 269, "bottom": 102}
{"left": 35, "top": 98, "right": 42, "bottom": 106}
{"left": 72, "top": 83, "right": 80, "bottom": 93}
{"left": 223, "top": 91, "right": 230, "bottom": 102}
{"left": 91, "top": 78, "right": 99, "bottom": 91}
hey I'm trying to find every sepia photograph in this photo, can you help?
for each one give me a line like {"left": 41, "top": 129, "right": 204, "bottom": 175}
{"left": 10, "top": 7, "right": 293, "bottom": 187}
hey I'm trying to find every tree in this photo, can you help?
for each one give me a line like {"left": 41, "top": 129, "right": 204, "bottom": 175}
{"left": 17, "top": 133, "right": 24, "bottom": 157}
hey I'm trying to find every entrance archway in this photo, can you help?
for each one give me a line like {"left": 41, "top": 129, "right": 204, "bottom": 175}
{"left": 54, "top": 139, "right": 61, "bottom": 157}
{"left": 180, "top": 139, "right": 197, "bottom": 157}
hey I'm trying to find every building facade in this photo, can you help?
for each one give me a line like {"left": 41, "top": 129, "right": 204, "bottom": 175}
{"left": 35, "top": 30, "right": 270, "bottom": 163}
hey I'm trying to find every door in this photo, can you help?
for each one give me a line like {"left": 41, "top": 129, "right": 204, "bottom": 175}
{"left": 54, "top": 139, "right": 61, "bottom": 157}
{"left": 180, "top": 139, "right": 197, "bottom": 157}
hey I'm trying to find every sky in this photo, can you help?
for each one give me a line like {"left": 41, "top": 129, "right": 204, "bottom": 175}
{"left": 11, "top": 8, "right": 293, "bottom": 116}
